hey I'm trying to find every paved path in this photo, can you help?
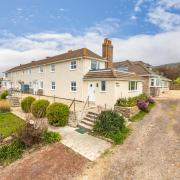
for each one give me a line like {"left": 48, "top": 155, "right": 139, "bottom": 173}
{"left": 49, "top": 126, "right": 111, "bottom": 161}
{"left": 80, "top": 91, "right": 180, "bottom": 180}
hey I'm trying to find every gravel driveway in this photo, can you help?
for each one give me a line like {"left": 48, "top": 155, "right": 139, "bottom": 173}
{"left": 80, "top": 91, "right": 180, "bottom": 180}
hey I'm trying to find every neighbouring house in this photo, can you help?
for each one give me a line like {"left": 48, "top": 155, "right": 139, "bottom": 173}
{"left": 113, "top": 60, "right": 171, "bottom": 96}
{"left": 3, "top": 39, "right": 143, "bottom": 108}
{"left": 0, "top": 77, "right": 3, "bottom": 89}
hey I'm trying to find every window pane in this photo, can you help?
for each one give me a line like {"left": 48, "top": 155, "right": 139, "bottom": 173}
{"left": 101, "top": 81, "right": 106, "bottom": 91}
{"left": 91, "top": 60, "right": 97, "bottom": 70}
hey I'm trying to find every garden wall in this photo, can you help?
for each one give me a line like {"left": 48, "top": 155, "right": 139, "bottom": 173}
{"left": 114, "top": 106, "right": 139, "bottom": 118}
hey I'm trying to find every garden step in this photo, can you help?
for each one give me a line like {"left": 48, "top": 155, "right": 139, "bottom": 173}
{"left": 87, "top": 111, "right": 99, "bottom": 117}
{"left": 78, "top": 122, "right": 93, "bottom": 131}
{"left": 86, "top": 114, "right": 98, "bottom": 119}
{"left": 81, "top": 119, "right": 94, "bottom": 127}
{"left": 84, "top": 117, "right": 96, "bottom": 123}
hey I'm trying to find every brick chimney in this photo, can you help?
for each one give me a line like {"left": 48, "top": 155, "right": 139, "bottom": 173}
{"left": 102, "top": 38, "right": 113, "bottom": 68}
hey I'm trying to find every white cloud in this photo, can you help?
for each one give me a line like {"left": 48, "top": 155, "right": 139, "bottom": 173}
{"left": 133, "top": 0, "right": 180, "bottom": 31}
{"left": 0, "top": 29, "right": 180, "bottom": 75}
{"left": 148, "top": 0, "right": 180, "bottom": 31}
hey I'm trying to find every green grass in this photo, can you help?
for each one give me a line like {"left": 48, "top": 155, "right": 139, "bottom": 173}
{"left": 0, "top": 112, "right": 25, "bottom": 138}
{"left": 0, "top": 140, "right": 25, "bottom": 166}
{"left": 130, "top": 103, "right": 156, "bottom": 122}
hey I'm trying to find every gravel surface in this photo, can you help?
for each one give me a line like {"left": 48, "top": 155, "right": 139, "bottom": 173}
{"left": 79, "top": 91, "right": 180, "bottom": 180}
{"left": 0, "top": 143, "right": 88, "bottom": 180}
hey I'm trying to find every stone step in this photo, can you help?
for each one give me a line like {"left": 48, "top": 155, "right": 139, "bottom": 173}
{"left": 78, "top": 122, "right": 93, "bottom": 131}
{"left": 81, "top": 119, "right": 94, "bottom": 127}
{"left": 87, "top": 111, "right": 99, "bottom": 117}
{"left": 86, "top": 114, "right": 98, "bottom": 119}
{"left": 84, "top": 117, "right": 96, "bottom": 123}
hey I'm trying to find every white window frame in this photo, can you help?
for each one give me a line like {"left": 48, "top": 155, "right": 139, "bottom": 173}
{"left": 91, "top": 60, "right": 100, "bottom": 70}
{"left": 39, "top": 81, "right": 43, "bottom": 89}
{"left": 50, "top": 64, "right": 55, "bottom": 72}
{"left": 29, "top": 81, "right": 32, "bottom": 88}
{"left": 51, "top": 81, "right": 56, "bottom": 90}
{"left": 70, "top": 60, "right": 77, "bottom": 70}
{"left": 100, "top": 81, "right": 106, "bottom": 92}
{"left": 150, "top": 78, "right": 155, "bottom": 87}
{"left": 71, "top": 81, "right": 77, "bottom": 92}
{"left": 27, "top": 69, "right": 31, "bottom": 75}
{"left": 39, "top": 66, "right": 43, "bottom": 73}
{"left": 129, "top": 81, "right": 138, "bottom": 91}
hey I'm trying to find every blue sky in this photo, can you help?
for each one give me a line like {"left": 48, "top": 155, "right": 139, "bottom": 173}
{"left": 0, "top": 0, "right": 162, "bottom": 37}
{"left": 0, "top": 0, "right": 180, "bottom": 74}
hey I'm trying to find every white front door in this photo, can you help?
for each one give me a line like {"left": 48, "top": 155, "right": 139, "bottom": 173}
{"left": 88, "top": 83, "right": 95, "bottom": 102}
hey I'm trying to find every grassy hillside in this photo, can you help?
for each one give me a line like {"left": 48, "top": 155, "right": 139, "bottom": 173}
{"left": 153, "top": 62, "right": 180, "bottom": 80}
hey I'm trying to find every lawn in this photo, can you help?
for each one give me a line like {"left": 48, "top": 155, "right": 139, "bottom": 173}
{"left": 0, "top": 112, "right": 25, "bottom": 138}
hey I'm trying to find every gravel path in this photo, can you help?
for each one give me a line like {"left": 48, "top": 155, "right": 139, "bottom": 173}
{"left": 80, "top": 91, "right": 180, "bottom": 180}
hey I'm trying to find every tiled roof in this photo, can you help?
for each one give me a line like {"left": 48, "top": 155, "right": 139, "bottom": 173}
{"left": 6, "top": 48, "right": 104, "bottom": 73}
{"left": 84, "top": 69, "right": 142, "bottom": 80}
{"left": 113, "top": 60, "right": 154, "bottom": 75}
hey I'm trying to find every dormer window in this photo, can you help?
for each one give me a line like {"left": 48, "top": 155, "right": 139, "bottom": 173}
{"left": 39, "top": 66, "right": 43, "bottom": 73}
{"left": 50, "top": 64, "right": 55, "bottom": 72}
{"left": 70, "top": 60, "right": 77, "bottom": 70}
{"left": 91, "top": 60, "right": 100, "bottom": 70}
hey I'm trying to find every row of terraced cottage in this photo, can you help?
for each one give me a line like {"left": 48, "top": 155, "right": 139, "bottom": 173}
{"left": 2, "top": 38, "right": 171, "bottom": 109}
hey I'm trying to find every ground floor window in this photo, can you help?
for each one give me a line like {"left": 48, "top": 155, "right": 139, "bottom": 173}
{"left": 71, "top": 81, "right": 77, "bottom": 92}
{"left": 51, "top": 81, "right": 56, "bottom": 90}
{"left": 129, "top": 81, "right": 137, "bottom": 91}
{"left": 101, "top": 81, "right": 106, "bottom": 91}
{"left": 150, "top": 78, "right": 155, "bottom": 87}
{"left": 39, "top": 81, "right": 43, "bottom": 89}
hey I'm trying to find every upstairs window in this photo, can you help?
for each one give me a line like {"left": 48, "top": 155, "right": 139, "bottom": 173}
{"left": 51, "top": 81, "right": 56, "bottom": 90}
{"left": 39, "top": 66, "right": 43, "bottom": 73}
{"left": 70, "top": 60, "right": 77, "bottom": 70}
{"left": 129, "top": 81, "right": 137, "bottom": 91}
{"left": 156, "top": 78, "right": 160, "bottom": 87}
{"left": 101, "top": 81, "right": 106, "bottom": 91}
{"left": 91, "top": 60, "right": 100, "bottom": 70}
{"left": 27, "top": 69, "right": 31, "bottom": 75}
{"left": 71, "top": 81, "right": 77, "bottom": 92}
{"left": 50, "top": 64, "right": 55, "bottom": 72}
{"left": 29, "top": 82, "right": 32, "bottom": 88}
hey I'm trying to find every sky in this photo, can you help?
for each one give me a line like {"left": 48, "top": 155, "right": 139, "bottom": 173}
{"left": 0, "top": 0, "right": 180, "bottom": 75}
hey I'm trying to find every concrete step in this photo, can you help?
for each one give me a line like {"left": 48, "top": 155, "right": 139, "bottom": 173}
{"left": 78, "top": 122, "right": 93, "bottom": 131}
{"left": 86, "top": 114, "right": 98, "bottom": 119}
{"left": 81, "top": 119, "right": 94, "bottom": 127}
{"left": 84, "top": 117, "right": 96, "bottom": 123}
{"left": 87, "top": 111, "right": 99, "bottom": 117}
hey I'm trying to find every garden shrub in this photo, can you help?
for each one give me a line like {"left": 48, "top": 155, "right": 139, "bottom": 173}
{"left": 0, "top": 90, "right": 8, "bottom": 99}
{"left": 47, "top": 102, "right": 69, "bottom": 126}
{"left": 0, "top": 140, "right": 24, "bottom": 165}
{"left": 115, "top": 93, "right": 148, "bottom": 107}
{"left": 137, "top": 100, "right": 148, "bottom": 112}
{"left": 42, "top": 130, "right": 61, "bottom": 144}
{"left": 21, "top": 96, "right": 36, "bottom": 113}
{"left": 93, "top": 110, "right": 125, "bottom": 136}
{"left": 93, "top": 110, "right": 130, "bottom": 144}
{"left": 17, "top": 122, "right": 43, "bottom": 147}
{"left": 31, "top": 99, "right": 50, "bottom": 118}
{"left": 0, "top": 100, "right": 10, "bottom": 112}
{"left": 147, "top": 96, "right": 155, "bottom": 104}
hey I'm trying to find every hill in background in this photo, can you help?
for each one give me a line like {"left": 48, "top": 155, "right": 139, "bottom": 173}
{"left": 153, "top": 62, "right": 180, "bottom": 80}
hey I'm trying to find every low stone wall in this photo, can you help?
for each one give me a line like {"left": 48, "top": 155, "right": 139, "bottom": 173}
{"left": 114, "top": 105, "right": 139, "bottom": 118}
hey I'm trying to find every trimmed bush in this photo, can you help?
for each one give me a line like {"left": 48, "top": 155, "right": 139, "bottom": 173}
{"left": 0, "top": 90, "right": 8, "bottom": 99}
{"left": 21, "top": 96, "right": 36, "bottom": 113}
{"left": 0, "top": 100, "right": 10, "bottom": 112}
{"left": 31, "top": 99, "right": 50, "bottom": 118}
{"left": 137, "top": 100, "right": 148, "bottom": 112}
{"left": 47, "top": 102, "right": 69, "bottom": 127}
{"left": 42, "top": 130, "right": 61, "bottom": 144}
